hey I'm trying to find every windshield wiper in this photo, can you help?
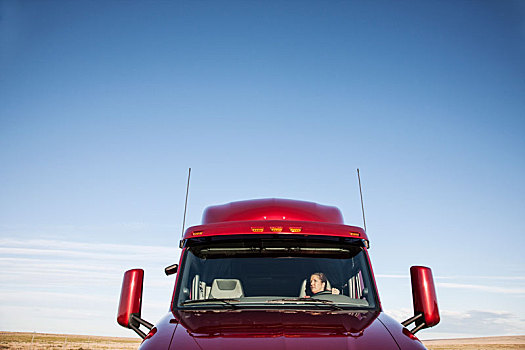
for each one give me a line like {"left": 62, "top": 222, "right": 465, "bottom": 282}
{"left": 182, "top": 298, "right": 239, "bottom": 309}
{"left": 267, "top": 298, "right": 343, "bottom": 311}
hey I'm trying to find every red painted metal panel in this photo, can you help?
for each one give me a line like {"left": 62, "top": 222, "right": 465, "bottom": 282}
{"left": 168, "top": 310, "right": 402, "bottom": 350}
{"left": 117, "top": 269, "right": 144, "bottom": 328}
{"left": 138, "top": 313, "right": 178, "bottom": 350}
{"left": 183, "top": 220, "right": 367, "bottom": 241}
{"left": 202, "top": 198, "right": 344, "bottom": 225}
{"left": 378, "top": 313, "right": 428, "bottom": 349}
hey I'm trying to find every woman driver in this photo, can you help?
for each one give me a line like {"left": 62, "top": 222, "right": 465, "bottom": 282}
{"left": 310, "top": 272, "right": 340, "bottom": 295}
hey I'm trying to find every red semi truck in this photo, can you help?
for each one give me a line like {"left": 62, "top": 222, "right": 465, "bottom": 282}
{"left": 117, "top": 198, "right": 440, "bottom": 349}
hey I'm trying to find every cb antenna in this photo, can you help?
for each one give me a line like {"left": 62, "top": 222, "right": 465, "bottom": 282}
{"left": 181, "top": 168, "right": 191, "bottom": 239}
{"left": 357, "top": 168, "right": 367, "bottom": 233}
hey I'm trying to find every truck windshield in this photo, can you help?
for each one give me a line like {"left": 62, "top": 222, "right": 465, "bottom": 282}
{"left": 175, "top": 237, "right": 378, "bottom": 310}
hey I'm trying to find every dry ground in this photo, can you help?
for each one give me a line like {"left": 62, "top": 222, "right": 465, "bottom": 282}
{"left": 423, "top": 336, "right": 525, "bottom": 350}
{"left": 0, "top": 332, "right": 141, "bottom": 350}
{"left": 1, "top": 332, "right": 524, "bottom": 349}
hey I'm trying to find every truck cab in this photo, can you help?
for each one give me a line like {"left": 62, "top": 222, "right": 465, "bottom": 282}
{"left": 117, "top": 198, "right": 440, "bottom": 349}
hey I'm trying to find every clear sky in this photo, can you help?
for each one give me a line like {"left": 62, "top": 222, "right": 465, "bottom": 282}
{"left": 1, "top": 0, "right": 524, "bottom": 340}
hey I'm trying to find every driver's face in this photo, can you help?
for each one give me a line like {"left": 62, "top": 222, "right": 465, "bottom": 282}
{"left": 310, "top": 275, "right": 325, "bottom": 294}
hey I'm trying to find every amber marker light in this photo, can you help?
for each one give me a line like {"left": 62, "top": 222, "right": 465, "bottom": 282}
{"left": 349, "top": 232, "right": 360, "bottom": 237}
{"left": 270, "top": 226, "right": 283, "bottom": 232}
{"left": 289, "top": 227, "right": 302, "bottom": 233}
{"left": 251, "top": 227, "right": 264, "bottom": 232}
{"left": 192, "top": 231, "right": 203, "bottom": 236}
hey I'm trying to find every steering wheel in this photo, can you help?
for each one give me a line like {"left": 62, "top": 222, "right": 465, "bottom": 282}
{"left": 315, "top": 290, "right": 332, "bottom": 295}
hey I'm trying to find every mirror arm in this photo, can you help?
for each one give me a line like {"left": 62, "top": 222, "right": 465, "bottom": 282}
{"left": 411, "top": 322, "right": 426, "bottom": 334}
{"left": 129, "top": 314, "right": 154, "bottom": 339}
{"left": 401, "top": 313, "right": 426, "bottom": 334}
{"left": 129, "top": 322, "right": 147, "bottom": 339}
{"left": 401, "top": 312, "right": 423, "bottom": 327}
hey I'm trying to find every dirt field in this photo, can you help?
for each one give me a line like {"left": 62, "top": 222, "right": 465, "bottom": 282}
{"left": 0, "top": 332, "right": 141, "bottom": 350}
{"left": 1, "top": 332, "right": 524, "bottom": 349}
{"left": 423, "top": 336, "right": 525, "bottom": 350}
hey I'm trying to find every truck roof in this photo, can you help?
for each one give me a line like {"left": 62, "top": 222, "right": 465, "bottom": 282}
{"left": 202, "top": 198, "right": 344, "bottom": 224}
{"left": 183, "top": 198, "right": 368, "bottom": 242}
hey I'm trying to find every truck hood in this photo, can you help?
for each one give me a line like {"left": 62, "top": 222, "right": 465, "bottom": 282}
{"left": 169, "top": 310, "right": 400, "bottom": 350}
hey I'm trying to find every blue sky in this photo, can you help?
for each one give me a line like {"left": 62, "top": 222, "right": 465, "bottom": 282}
{"left": 1, "top": 0, "right": 524, "bottom": 340}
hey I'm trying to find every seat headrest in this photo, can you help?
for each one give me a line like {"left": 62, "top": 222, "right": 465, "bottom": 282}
{"left": 209, "top": 279, "right": 244, "bottom": 299}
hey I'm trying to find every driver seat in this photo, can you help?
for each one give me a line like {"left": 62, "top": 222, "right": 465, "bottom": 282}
{"left": 298, "top": 278, "right": 331, "bottom": 297}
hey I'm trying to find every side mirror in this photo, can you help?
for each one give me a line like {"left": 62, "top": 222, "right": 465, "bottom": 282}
{"left": 117, "top": 269, "right": 153, "bottom": 338}
{"left": 165, "top": 263, "right": 178, "bottom": 276}
{"left": 402, "top": 266, "right": 440, "bottom": 334}
{"left": 117, "top": 269, "right": 144, "bottom": 328}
